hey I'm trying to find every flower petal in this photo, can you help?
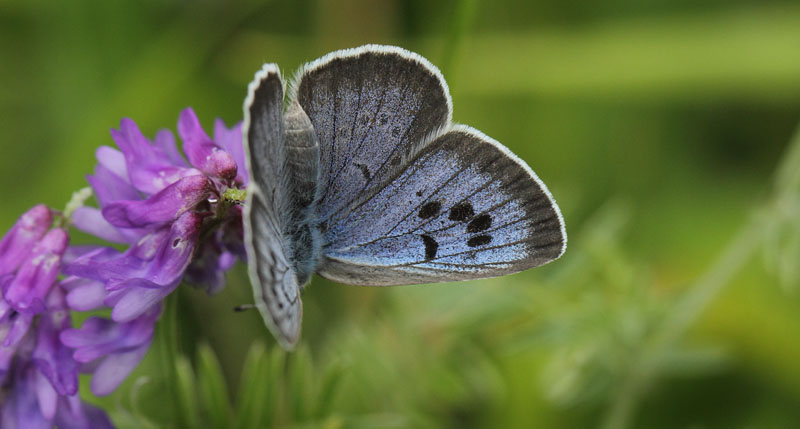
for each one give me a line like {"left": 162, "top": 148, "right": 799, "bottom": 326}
{"left": 214, "top": 119, "right": 247, "bottom": 185}
{"left": 0, "top": 205, "right": 52, "bottom": 276}
{"left": 146, "top": 210, "right": 202, "bottom": 285}
{"left": 113, "top": 118, "right": 198, "bottom": 195}
{"left": 34, "top": 370, "right": 58, "bottom": 420}
{"left": 59, "top": 310, "right": 158, "bottom": 397}
{"left": 54, "top": 395, "right": 114, "bottom": 429}
{"left": 3, "top": 229, "right": 69, "bottom": 314}
{"left": 153, "top": 129, "right": 187, "bottom": 167}
{"left": 185, "top": 239, "right": 238, "bottom": 295}
{"left": 32, "top": 291, "right": 78, "bottom": 396}
{"left": 109, "top": 285, "right": 172, "bottom": 322}
{"left": 0, "top": 290, "right": 35, "bottom": 345}
{"left": 4, "top": 367, "right": 51, "bottom": 429}
{"left": 87, "top": 163, "right": 140, "bottom": 208}
{"left": 59, "top": 318, "right": 118, "bottom": 350}
{"left": 179, "top": 108, "right": 237, "bottom": 180}
{"left": 63, "top": 278, "right": 107, "bottom": 311}
{"left": 60, "top": 309, "right": 157, "bottom": 363}
{"left": 95, "top": 146, "right": 128, "bottom": 182}
{"left": 61, "top": 245, "right": 105, "bottom": 267}
{"left": 90, "top": 341, "right": 150, "bottom": 396}
{"left": 62, "top": 247, "right": 145, "bottom": 284}
{"left": 71, "top": 207, "right": 129, "bottom": 244}
{"left": 101, "top": 175, "right": 212, "bottom": 228}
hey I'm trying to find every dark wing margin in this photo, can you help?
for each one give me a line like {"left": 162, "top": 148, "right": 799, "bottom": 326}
{"left": 242, "top": 64, "right": 302, "bottom": 349}
{"left": 318, "top": 124, "right": 566, "bottom": 286}
{"left": 289, "top": 45, "right": 453, "bottom": 227}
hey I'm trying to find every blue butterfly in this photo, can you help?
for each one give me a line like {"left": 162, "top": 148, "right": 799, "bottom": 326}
{"left": 242, "top": 45, "right": 566, "bottom": 348}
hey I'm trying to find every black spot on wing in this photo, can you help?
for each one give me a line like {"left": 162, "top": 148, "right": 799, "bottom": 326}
{"left": 467, "top": 235, "right": 492, "bottom": 247}
{"left": 355, "top": 163, "right": 370, "bottom": 181}
{"left": 418, "top": 201, "right": 441, "bottom": 219}
{"left": 421, "top": 234, "right": 438, "bottom": 260}
{"left": 467, "top": 214, "right": 492, "bottom": 233}
{"left": 449, "top": 202, "right": 474, "bottom": 222}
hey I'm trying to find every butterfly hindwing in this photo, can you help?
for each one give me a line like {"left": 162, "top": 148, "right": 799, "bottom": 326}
{"left": 242, "top": 64, "right": 302, "bottom": 348}
{"left": 290, "top": 45, "right": 452, "bottom": 228}
{"left": 318, "top": 125, "right": 566, "bottom": 286}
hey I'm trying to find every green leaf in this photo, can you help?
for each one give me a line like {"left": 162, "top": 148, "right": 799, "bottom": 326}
{"left": 288, "top": 344, "right": 314, "bottom": 420}
{"left": 197, "top": 343, "right": 233, "bottom": 428}
{"left": 264, "top": 345, "right": 288, "bottom": 426}
{"left": 175, "top": 355, "right": 200, "bottom": 429}
{"left": 234, "top": 341, "right": 274, "bottom": 428}
{"left": 313, "top": 359, "right": 346, "bottom": 419}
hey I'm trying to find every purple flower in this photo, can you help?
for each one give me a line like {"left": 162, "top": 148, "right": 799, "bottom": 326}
{"left": 69, "top": 108, "right": 245, "bottom": 294}
{"left": 60, "top": 276, "right": 106, "bottom": 312}
{"left": 178, "top": 109, "right": 238, "bottom": 181}
{"left": 102, "top": 175, "right": 214, "bottom": 229}
{"left": 65, "top": 210, "right": 202, "bottom": 322}
{"left": 57, "top": 107, "right": 247, "bottom": 399}
{"left": 1, "top": 361, "right": 112, "bottom": 429}
{"left": 0, "top": 305, "right": 33, "bottom": 377}
{"left": 0, "top": 206, "right": 62, "bottom": 379}
{"left": 3, "top": 228, "right": 69, "bottom": 315}
{"left": 60, "top": 305, "right": 159, "bottom": 396}
{"left": 0, "top": 208, "right": 112, "bottom": 428}
{"left": 0, "top": 107, "right": 248, "bottom": 425}
{"left": 0, "top": 205, "right": 52, "bottom": 277}
{"left": 185, "top": 235, "right": 238, "bottom": 295}
{"left": 32, "top": 288, "right": 79, "bottom": 397}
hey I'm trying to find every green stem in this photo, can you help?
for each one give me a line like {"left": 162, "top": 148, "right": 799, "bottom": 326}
{"left": 441, "top": 0, "right": 480, "bottom": 93}
{"left": 602, "top": 121, "right": 800, "bottom": 429}
{"left": 158, "top": 292, "right": 187, "bottom": 428}
{"left": 602, "top": 219, "right": 761, "bottom": 429}
{"left": 56, "top": 186, "right": 93, "bottom": 228}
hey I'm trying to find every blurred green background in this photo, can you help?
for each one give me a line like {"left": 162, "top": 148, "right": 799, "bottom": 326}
{"left": 3, "top": 0, "right": 800, "bottom": 427}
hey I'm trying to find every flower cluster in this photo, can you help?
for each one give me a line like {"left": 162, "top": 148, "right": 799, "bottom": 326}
{"left": 0, "top": 108, "right": 246, "bottom": 427}
{"left": 0, "top": 205, "right": 112, "bottom": 428}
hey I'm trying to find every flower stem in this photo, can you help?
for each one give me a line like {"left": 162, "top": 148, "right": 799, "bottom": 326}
{"left": 158, "top": 292, "right": 188, "bottom": 428}
{"left": 440, "top": 0, "right": 480, "bottom": 93}
{"left": 56, "top": 186, "right": 93, "bottom": 228}
{"left": 602, "top": 219, "right": 762, "bottom": 429}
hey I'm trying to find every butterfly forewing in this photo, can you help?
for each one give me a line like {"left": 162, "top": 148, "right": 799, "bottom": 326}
{"left": 242, "top": 64, "right": 302, "bottom": 348}
{"left": 318, "top": 125, "right": 566, "bottom": 286}
{"left": 290, "top": 45, "right": 452, "bottom": 227}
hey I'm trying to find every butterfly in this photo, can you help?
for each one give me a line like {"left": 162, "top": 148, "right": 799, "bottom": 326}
{"left": 242, "top": 45, "right": 566, "bottom": 349}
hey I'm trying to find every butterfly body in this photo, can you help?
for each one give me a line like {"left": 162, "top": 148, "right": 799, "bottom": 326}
{"left": 283, "top": 101, "right": 322, "bottom": 286}
{"left": 242, "top": 45, "right": 566, "bottom": 348}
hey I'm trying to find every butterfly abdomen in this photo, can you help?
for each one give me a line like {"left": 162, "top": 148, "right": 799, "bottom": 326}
{"left": 284, "top": 101, "right": 323, "bottom": 286}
